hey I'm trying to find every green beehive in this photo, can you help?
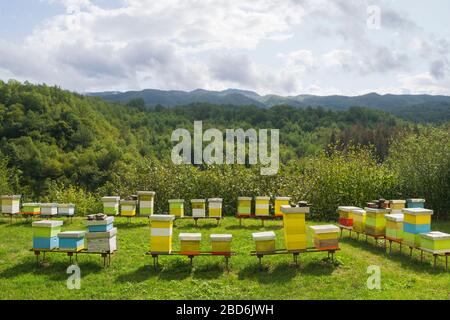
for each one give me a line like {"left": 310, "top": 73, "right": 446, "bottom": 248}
{"left": 420, "top": 232, "right": 450, "bottom": 254}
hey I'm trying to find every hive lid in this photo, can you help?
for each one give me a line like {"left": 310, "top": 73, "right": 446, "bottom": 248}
{"left": 57, "top": 231, "right": 86, "bottom": 238}
{"left": 338, "top": 206, "right": 361, "bottom": 211}
{"left": 86, "top": 216, "right": 114, "bottom": 226}
{"left": 351, "top": 209, "right": 366, "bottom": 216}
{"left": 390, "top": 200, "right": 406, "bottom": 204}
{"left": 365, "top": 207, "right": 390, "bottom": 213}
{"left": 208, "top": 198, "right": 223, "bottom": 202}
{"left": 168, "top": 199, "right": 184, "bottom": 203}
{"left": 237, "top": 197, "right": 252, "bottom": 201}
{"left": 421, "top": 231, "right": 450, "bottom": 240}
{"left": 22, "top": 203, "right": 40, "bottom": 206}
{"left": 191, "top": 199, "right": 206, "bottom": 203}
{"left": 179, "top": 233, "right": 202, "bottom": 241}
{"left": 255, "top": 196, "right": 270, "bottom": 200}
{"left": 137, "top": 191, "right": 156, "bottom": 196}
{"left": 150, "top": 214, "right": 175, "bottom": 222}
{"left": 385, "top": 213, "right": 404, "bottom": 222}
{"left": 407, "top": 198, "right": 425, "bottom": 203}
{"left": 40, "top": 203, "right": 58, "bottom": 208}
{"left": 32, "top": 220, "right": 63, "bottom": 228}
{"left": 210, "top": 234, "right": 232, "bottom": 241}
{"left": 86, "top": 228, "right": 117, "bottom": 239}
{"left": 1, "top": 195, "right": 21, "bottom": 200}
{"left": 402, "top": 208, "right": 433, "bottom": 216}
{"left": 101, "top": 196, "right": 120, "bottom": 201}
{"left": 57, "top": 203, "right": 75, "bottom": 208}
{"left": 252, "top": 231, "right": 276, "bottom": 241}
{"left": 309, "top": 225, "right": 340, "bottom": 234}
{"left": 275, "top": 197, "right": 291, "bottom": 201}
{"left": 280, "top": 205, "right": 309, "bottom": 214}
{"left": 120, "top": 200, "right": 137, "bottom": 205}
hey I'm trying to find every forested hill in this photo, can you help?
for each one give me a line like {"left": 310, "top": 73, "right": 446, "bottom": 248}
{"left": 90, "top": 89, "right": 450, "bottom": 123}
{"left": 0, "top": 80, "right": 406, "bottom": 197}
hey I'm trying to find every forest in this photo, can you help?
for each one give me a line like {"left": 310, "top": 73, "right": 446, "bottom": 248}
{"left": 0, "top": 80, "right": 449, "bottom": 220}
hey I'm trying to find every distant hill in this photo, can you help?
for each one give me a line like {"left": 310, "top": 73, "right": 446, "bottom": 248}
{"left": 88, "top": 89, "right": 450, "bottom": 123}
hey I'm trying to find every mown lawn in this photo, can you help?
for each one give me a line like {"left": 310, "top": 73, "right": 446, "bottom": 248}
{"left": 0, "top": 216, "right": 449, "bottom": 300}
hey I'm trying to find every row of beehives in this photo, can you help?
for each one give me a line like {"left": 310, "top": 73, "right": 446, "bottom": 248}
{"left": 102, "top": 193, "right": 292, "bottom": 218}
{"left": 338, "top": 199, "right": 450, "bottom": 254}
{"left": 32, "top": 216, "right": 116, "bottom": 252}
{"left": 0, "top": 195, "right": 75, "bottom": 216}
{"left": 149, "top": 204, "right": 340, "bottom": 254}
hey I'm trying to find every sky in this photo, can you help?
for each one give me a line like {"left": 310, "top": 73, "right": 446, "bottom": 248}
{"left": 0, "top": 0, "right": 449, "bottom": 96}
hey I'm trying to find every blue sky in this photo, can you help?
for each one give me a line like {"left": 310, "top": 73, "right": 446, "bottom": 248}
{"left": 0, "top": 0, "right": 449, "bottom": 96}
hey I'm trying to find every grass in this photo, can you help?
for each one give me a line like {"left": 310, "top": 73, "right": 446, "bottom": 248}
{"left": 0, "top": 216, "right": 450, "bottom": 300}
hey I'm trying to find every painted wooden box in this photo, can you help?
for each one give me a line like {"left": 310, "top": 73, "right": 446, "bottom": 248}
{"left": 180, "top": 233, "right": 202, "bottom": 254}
{"left": 101, "top": 196, "right": 120, "bottom": 216}
{"left": 150, "top": 215, "right": 175, "bottom": 253}
{"left": 137, "top": 191, "right": 155, "bottom": 216}
{"left": 169, "top": 199, "right": 184, "bottom": 218}
{"left": 252, "top": 231, "right": 276, "bottom": 253}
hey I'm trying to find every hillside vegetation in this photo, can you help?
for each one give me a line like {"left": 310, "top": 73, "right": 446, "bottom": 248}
{"left": 1, "top": 80, "right": 450, "bottom": 220}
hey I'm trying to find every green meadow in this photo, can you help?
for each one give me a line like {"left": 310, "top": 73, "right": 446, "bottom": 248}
{"left": 1, "top": 216, "right": 449, "bottom": 300}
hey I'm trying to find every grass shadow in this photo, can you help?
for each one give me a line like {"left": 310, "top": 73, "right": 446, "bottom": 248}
{"left": 300, "top": 258, "right": 340, "bottom": 276}
{"left": 225, "top": 225, "right": 282, "bottom": 231}
{"left": 157, "top": 258, "right": 193, "bottom": 281}
{"left": 237, "top": 262, "right": 298, "bottom": 283}
{"left": 114, "top": 222, "right": 148, "bottom": 229}
{"left": 116, "top": 265, "right": 157, "bottom": 283}
{"left": 192, "top": 261, "right": 227, "bottom": 279}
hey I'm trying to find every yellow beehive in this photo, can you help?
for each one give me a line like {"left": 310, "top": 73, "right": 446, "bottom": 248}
{"left": 191, "top": 199, "right": 206, "bottom": 218}
{"left": 281, "top": 205, "right": 308, "bottom": 251}
{"left": 390, "top": 200, "right": 406, "bottom": 214}
{"left": 309, "top": 225, "right": 340, "bottom": 250}
{"left": 237, "top": 197, "right": 252, "bottom": 216}
{"left": 179, "top": 233, "right": 201, "bottom": 254}
{"left": 120, "top": 200, "right": 137, "bottom": 217}
{"left": 1, "top": 195, "right": 21, "bottom": 215}
{"left": 137, "top": 191, "right": 155, "bottom": 216}
{"left": 210, "top": 234, "right": 232, "bottom": 253}
{"left": 150, "top": 215, "right": 175, "bottom": 253}
{"left": 208, "top": 198, "right": 223, "bottom": 218}
{"left": 255, "top": 196, "right": 270, "bottom": 216}
{"left": 274, "top": 197, "right": 291, "bottom": 217}
{"left": 252, "top": 231, "right": 276, "bottom": 253}
{"left": 351, "top": 209, "right": 366, "bottom": 233}
{"left": 168, "top": 199, "right": 184, "bottom": 218}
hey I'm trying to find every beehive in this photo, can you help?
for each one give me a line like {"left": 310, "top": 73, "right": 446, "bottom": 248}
{"left": 32, "top": 220, "right": 63, "bottom": 250}
{"left": 120, "top": 200, "right": 137, "bottom": 217}
{"left": 309, "top": 225, "right": 340, "bottom": 250}
{"left": 351, "top": 209, "right": 366, "bottom": 233}
{"left": 169, "top": 199, "right": 184, "bottom": 218}
{"left": 274, "top": 197, "right": 291, "bottom": 217}
{"left": 210, "top": 234, "right": 232, "bottom": 253}
{"left": 365, "top": 207, "right": 389, "bottom": 236}
{"left": 150, "top": 215, "right": 175, "bottom": 253}
{"left": 403, "top": 208, "right": 433, "bottom": 247}
{"left": 420, "top": 232, "right": 450, "bottom": 254}
{"left": 86, "top": 216, "right": 114, "bottom": 232}
{"left": 252, "top": 231, "right": 276, "bottom": 253}
{"left": 255, "top": 196, "right": 270, "bottom": 217}
{"left": 208, "top": 198, "right": 223, "bottom": 218}
{"left": 86, "top": 228, "right": 117, "bottom": 253}
{"left": 338, "top": 206, "right": 361, "bottom": 227}
{"left": 180, "top": 233, "right": 202, "bottom": 254}
{"left": 191, "top": 199, "right": 206, "bottom": 218}
{"left": 40, "top": 203, "right": 58, "bottom": 217}
{"left": 22, "top": 203, "right": 41, "bottom": 215}
{"left": 237, "top": 197, "right": 252, "bottom": 216}
{"left": 137, "top": 191, "right": 155, "bottom": 216}
{"left": 281, "top": 205, "right": 308, "bottom": 251}
{"left": 389, "top": 200, "right": 406, "bottom": 214}
{"left": 1, "top": 195, "right": 21, "bottom": 215}
{"left": 57, "top": 204, "right": 75, "bottom": 216}
{"left": 385, "top": 213, "right": 404, "bottom": 241}
{"left": 57, "top": 231, "right": 86, "bottom": 251}
{"left": 101, "top": 196, "right": 120, "bottom": 216}
{"left": 406, "top": 198, "right": 425, "bottom": 209}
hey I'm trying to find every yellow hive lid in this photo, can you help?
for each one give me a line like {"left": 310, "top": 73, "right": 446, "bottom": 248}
{"left": 280, "top": 205, "right": 309, "bottom": 214}
{"left": 255, "top": 196, "right": 270, "bottom": 200}
{"left": 137, "top": 191, "right": 155, "bottom": 196}
{"left": 390, "top": 200, "right": 406, "bottom": 204}
{"left": 179, "top": 233, "right": 202, "bottom": 241}
{"left": 275, "top": 196, "right": 291, "bottom": 200}
{"left": 191, "top": 199, "right": 206, "bottom": 203}
{"left": 101, "top": 196, "right": 120, "bottom": 202}
{"left": 86, "top": 216, "right": 114, "bottom": 226}
{"left": 351, "top": 209, "right": 366, "bottom": 216}
{"left": 402, "top": 208, "right": 433, "bottom": 216}
{"left": 208, "top": 198, "right": 223, "bottom": 202}
{"left": 252, "top": 231, "right": 276, "bottom": 241}
{"left": 1, "top": 195, "right": 21, "bottom": 200}
{"left": 168, "top": 199, "right": 184, "bottom": 203}
{"left": 32, "top": 220, "right": 63, "bottom": 228}
{"left": 309, "top": 225, "right": 340, "bottom": 234}
{"left": 210, "top": 234, "right": 232, "bottom": 242}
{"left": 57, "top": 231, "right": 86, "bottom": 238}
{"left": 421, "top": 231, "right": 450, "bottom": 240}
{"left": 385, "top": 213, "right": 404, "bottom": 222}
{"left": 238, "top": 197, "right": 252, "bottom": 201}
{"left": 150, "top": 214, "right": 175, "bottom": 221}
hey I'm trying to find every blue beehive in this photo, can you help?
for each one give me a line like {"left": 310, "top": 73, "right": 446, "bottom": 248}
{"left": 406, "top": 198, "right": 425, "bottom": 209}
{"left": 58, "top": 231, "right": 86, "bottom": 251}
{"left": 403, "top": 222, "right": 431, "bottom": 234}
{"left": 86, "top": 216, "right": 114, "bottom": 232}
{"left": 33, "top": 237, "right": 59, "bottom": 250}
